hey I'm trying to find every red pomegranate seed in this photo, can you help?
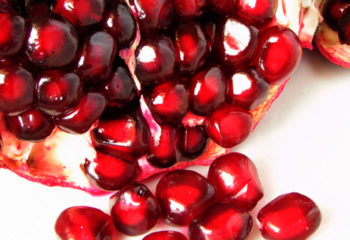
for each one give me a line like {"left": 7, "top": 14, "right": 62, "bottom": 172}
{"left": 226, "top": 67, "right": 270, "bottom": 110}
{"left": 175, "top": 22, "right": 209, "bottom": 73}
{"left": 135, "top": 35, "right": 176, "bottom": 85}
{"left": 323, "top": 0, "right": 350, "bottom": 30}
{"left": 339, "top": 8, "right": 350, "bottom": 45}
{"left": 0, "top": 66, "right": 34, "bottom": 114}
{"left": 103, "top": 1, "right": 136, "bottom": 48}
{"left": 255, "top": 26, "right": 302, "bottom": 84}
{"left": 25, "top": 16, "right": 78, "bottom": 68}
{"left": 174, "top": 0, "right": 206, "bottom": 18}
{"left": 216, "top": 17, "right": 258, "bottom": 70}
{"left": 111, "top": 182, "right": 161, "bottom": 236}
{"left": 143, "top": 231, "right": 188, "bottom": 240}
{"left": 76, "top": 31, "right": 117, "bottom": 85}
{"left": 204, "top": 105, "right": 253, "bottom": 148}
{"left": 0, "top": 12, "right": 25, "bottom": 57}
{"left": 55, "top": 206, "right": 115, "bottom": 240}
{"left": 53, "top": 0, "right": 105, "bottom": 27}
{"left": 92, "top": 112, "right": 150, "bottom": 162}
{"left": 37, "top": 70, "right": 82, "bottom": 116}
{"left": 179, "top": 125, "right": 207, "bottom": 159}
{"left": 5, "top": 109, "right": 54, "bottom": 142}
{"left": 56, "top": 92, "right": 107, "bottom": 134}
{"left": 207, "top": 0, "right": 235, "bottom": 15}
{"left": 257, "top": 192, "right": 322, "bottom": 240}
{"left": 208, "top": 152, "right": 263, "bottom": 211}
{"left": 156, "top": 170, "right": 216, "bottom": 225}
{"left": 145, "top": 81, "right": 189, "bottom": 124}
{"left": 188, "top": 203, "right": 253, "bottom": 240}
{"left": 188, "top": 65, "right": 226, "bottom": 116}
{"left": 147, "top": 125, "right": 181, "bottom": 168}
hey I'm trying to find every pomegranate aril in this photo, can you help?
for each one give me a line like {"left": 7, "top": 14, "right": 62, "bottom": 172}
{"left": 37, "top": 70, "right": 82, "bottom": 116}
{"left": 323, "top": 0, "right": 350, "bottom": 30}
{"left": 156, "top": 170, "right": 216, "bottom": 225}
{"left": 0, "top": 66, "right": 34, "bottom": 114}
{"left": 257, "top": 192, "right": 321, "bottom": 240}
{"left": 207, "top": 0, "right": 235, "bottom": 15}
{"left": 339, "top": 8, "right": 350, "bottom": 45}
{"left": 255, "top": 26, "right": 302, "bottom": 84}
{"left": 25, "top": 16, "right": 78, "bottom": 68}
{"left": 188, "top": 65, "right": 226, "bottom": 116}
{"left": 0, "top": 12, "right": 25, "bottom": 57}
{"left": 145, "top": 81, "right": 189, "bottom": 124}
{"left": 189, "top": 203, "right": 253, "bottom": 240}
{"left": 76, "top": 31, "right": 117, "bottom": 85}
{"left": 204, "top": 105, "right": 253, "bottom": 148}
{"left": 56, "top": 92, "right": 107, "bottom": 134}
{"left": 135, "top": 35, "right": 176, "bottom": 85}
{"left": 143, "top": 231, "right": 187, "bottom": 240}
{"left": 179, "top": 125, "right": 207, "bottom": 159}
{"left": 208, "top": 152, "right": 263, "bottom": 211}
{"left": 111, "top": 182, "right": 161, "bottom": 236}
{"left": 55, "top": 206, "right": 115, "bottom": 240}
{"left": 92, "top": 112, "right": 150, "bottom": 162}
{"left": 5, "top": 109, "right": 54, "bottom": 142}
{"left": 175, "top": 22, "right": 209, "bottom": 73}
{"left": 226, "top": 67, "right": 270, "bottom": 110}
{"left": 174, "top": 0, "right": 206, "bottom": 19}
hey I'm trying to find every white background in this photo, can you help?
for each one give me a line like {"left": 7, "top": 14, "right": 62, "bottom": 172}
{"left": 0, "top": 49, "right": 349, "bottom": 239}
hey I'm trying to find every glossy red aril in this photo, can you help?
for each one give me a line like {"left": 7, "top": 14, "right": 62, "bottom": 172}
{"left": 147, "top": 125, "right": 181, "bottom": 168}
{"left": 83, "top": 152, "right": 139, "bottom": 191}
{"left": 56, "top": 92, "right": 107, "bottom": 134}
{"left": 156, "top": 170, "right": 216, "bottom": 225}
{"left": 322, "top": 0, "right": 350, "bottom": 30}
{"left": 55, "top": 206, "right": 115, "bottom": 240}
{"left": 175, "top": 22, "right": 209, "bottom": 73}
{"left": 5, "top": 109, "right": 54, "bottom": 142}
{"left": 143, "top": 231, "right": 188, "bottom": 240}
{"left": 179, "top": 125, "right": 207, "bottom": 159}
{"left": 0, "top": 12, "right": 25, "bottom": 57}
{"left": 111, "top": 182, "right": 161, "bottom": 236}
{"left": 257, "top": 192, "right": 322, "bottom": 240}
{"left": 76, "top": 31, "right": 117, "bottom": 85}
{"left": 145, "top": 81, "right": 189, "bottom": 124}
{"left": 204, "top": 105, "right": 253, "bottom": 148}
{"left": 207, "top": 0, "right": 235, "bottom": 15}
{"left": 25, "top": 16, "right": 78, "bottom": 68}
{"left": 188, "top": 66, "right": 226, "bottom": 115}
{"left": 0, "top": 66, "right": 34, "bottom": 114}
{"left": 174, "top": 0, "right": 206, "bottom": 18}
{"left": 37, "top": 70, "right": 82, "bottom": 116}
{"left": 255, "top": 26, "right": 302, "bottom": 84}
{"left": 227, "top": 67, "right": 270, "bottom": 110}
{"left": 189, "top": 203, "right": 253, "bottom": 240}
{"left": 339, "top": 8, "right": 350, "bottom": 45}
{"left": 208, "top": 152, "right": 263, "bottom": 211}
{"left": 92, "top": 113, "right": 150, "bottom": 162}
{"left": 216, "top": 17, "right": 258, "bottom": 70}
{"left": 135, "top": 35, "right": 176, "bottom": 85}
{"left": 53, "top": 0, "right": 105, "bottom": 27}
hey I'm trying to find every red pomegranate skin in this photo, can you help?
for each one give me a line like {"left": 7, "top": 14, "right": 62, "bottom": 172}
{"left": 0, "top": 12, "right": 25, "bottom": 57}
{"left": 188, "top": 203, "right": 253, "bottom": 240}
{"left": 143, "top": 231, "right": 188, "bottom": 240}
{"left": 257, "top": 192, "right": 322, "bottom": 240}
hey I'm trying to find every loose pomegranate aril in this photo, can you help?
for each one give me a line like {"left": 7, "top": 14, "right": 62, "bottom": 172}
{"left": 55, "top": 206, "right": 115, "bottom": 240}
{"left": 37, "top": 70, "right": 82, "bottom": 116}
{"left": 0, "top": 66, "right": 34, "bottom": 115}
{"left": 76, "top": 31, "right": 117, "bottom": 85}
{"left": 257, "top": 192, "right": 322, "bottom": 240}
{"left": 83, "top": 151, "right": 139, "bottom": 191}
{"left": 111, "top": 182, "right": 161, "bottom": 236}
{"left": 323, "top": 0, "right": 350, "bottom": 30}
{"left": 25, "top": 16, "right": 78, "bottom": 68}
{"left": 135, "top": 35, "right": 176, "bottom": 85}
{"left": 56, "top": 92, "right": 107, "bottom": 134}
{"left": 143, "top": 231, "right": 188, "bottom": 240}
{"left": 255, "top": 26, "right": 302, "bottom": 84}
{"left": 145, "top": 81, "right": 189, "bottom": 124}
{"left": 53, "top": 0, "right": 105, "bottom": 28}
{"left": 339, "top": 8, "right": 350, "bottom": 45}
{"left": 226, "top": 67, "right": 270, "bottom": 110}
{"left": 204, "top": 105, "right": 253, "bottom": 148}
{"left": 188, "top": 65, "right": 226, "bottom": 116}
{"left": 188, "top": 203, "right": 253, "bottom": 240}
{"left": 92, "top": 112, "right": 150, "bottom": 161}
{"left": 5, "top": 109, "right": 54, "bottom": 142}
{"left": 174, "top": 0, "right": 206, "bottom": 18}
{"left": 208, "top": 152, "right": 263, "bottom": 211}
{"left": 179, "top": 125, "right": 207, "bottom": 159}
{"left": 207, "top": 0, "right": 235, "bottom": 15}
{"left": 156, "top": 170, "right": 216, "bottom": 225}
{"left": 0, "top": 12, "right": 25, "bottom": 57}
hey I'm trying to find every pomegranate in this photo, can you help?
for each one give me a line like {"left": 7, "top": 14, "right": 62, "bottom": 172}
{"left": 143, "top": 231, "right": 188, "bottom": 240}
